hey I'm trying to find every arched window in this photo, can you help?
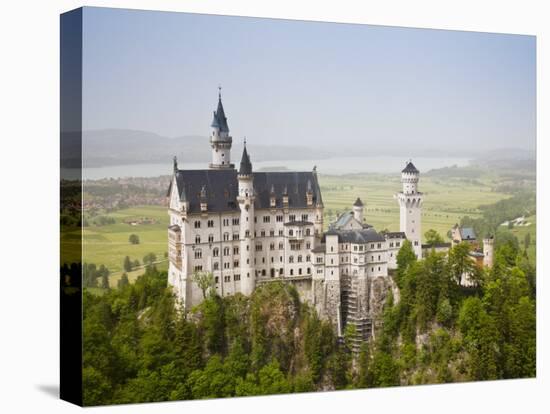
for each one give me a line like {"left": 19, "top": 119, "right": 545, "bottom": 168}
{"left": 297, "top": 255, "right": 303, "bottom": 263}
{"left": 261, "top": 269, "right": 266, "bottom": 276}
{"left": 290, "top": 269, "right": 294, "bottom": 276}
{"left": 195, "top": 235, "right": 201, "bottom": 244}
{"left": 213, "top": 262, "right": 219, "bottom": 270}
{"left": 306, "top": 255, "right": 311, "bottom": 262}
{"left": 208, "top": 234, "right": 214, "bottom": 243}
{"left": 194, "top": 221, "right": 201, "bottom": 229}
{"left": 289, "top": 256, "right": 294, "bottom": 263}
{"left": 306, "top": 228, "right": 311, "bottom": 236}
{"left": 289, "top": 229, "right": 294, "bottom": 236}
{"left": 224, "top": 247, "right": 230, "bottom": 256}
{"left": 307, "top": 267, "right": 311, "bottom": 274}
{"left": 213, "top": 248, "right": 219, "bottom": 257}
{"left": 194, "top": 249, "right": 202, "bottom": 259}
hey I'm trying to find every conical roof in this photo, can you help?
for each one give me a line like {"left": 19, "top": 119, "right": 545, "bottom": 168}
{"left": 211, "top": 93, "right": 229, "bottom": 133}
{"left": 402, "top": 161, "right": 419, "bottom": 174}
{"left": 239, "top": 145, "right": 252, "bottom": 175}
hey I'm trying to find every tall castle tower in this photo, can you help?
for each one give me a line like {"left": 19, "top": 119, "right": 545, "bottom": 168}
{"left": 209, "top": 87, "right": 234, "bottom": 169}
{"left": 395, "top": 161, "right": 423, "bottom": 258}
{"left": 237, "top": 143, "right": 256, "bottom": 295}
{"left": 483, "top": 236, "right": 494, "bottom": 268}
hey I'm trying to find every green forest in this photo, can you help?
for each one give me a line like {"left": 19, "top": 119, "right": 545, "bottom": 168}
{"left": 82, "top": 233, "right": 536, "bottom": 406}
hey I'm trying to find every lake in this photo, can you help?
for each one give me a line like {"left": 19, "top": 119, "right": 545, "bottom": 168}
{"left": 63, "top": 156, "right": 471, "bottom": 180}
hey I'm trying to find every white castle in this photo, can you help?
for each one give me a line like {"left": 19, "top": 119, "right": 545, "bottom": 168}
{"left": 167, "top": 90, "right": 425, "bottom": 343}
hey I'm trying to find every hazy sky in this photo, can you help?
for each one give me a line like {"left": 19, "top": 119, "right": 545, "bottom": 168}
{"left": 82, "top": 7, "right": 536, "bottom": 152}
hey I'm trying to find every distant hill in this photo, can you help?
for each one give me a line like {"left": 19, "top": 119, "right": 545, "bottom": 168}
{"left": 62, "top": 129, "right": 333, "bottom": 167}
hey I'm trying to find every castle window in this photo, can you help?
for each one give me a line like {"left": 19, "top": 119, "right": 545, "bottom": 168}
{"left": 271, "top": 269, "right": 275, "bottom": 278}
{"left": 279, "top": 242, "right": 284, "bottom": 249}
{"left": 271, "top": 257, "right": 274, "bottom": 263}
{"left": 224, "top": 247, "right": 230, "bottom": 256}
{"left": 289, "top": 214, "right": 296, "bottom": 221}
{"left": 270, "top": 230, "right": 275, "bottom": 237}
{"left": 307, "top": 267, "right": 311, "bottom": 274}
{"left": 194, "top": 265, "right": 203, "bottom": 272}
{"left": 360, "top": 245, "right": 364, "bottom": 251}
{"left": 279, "top": 230, "right": 284, "bottom": 236}
{"left": 224, "top": 263, "right": 230, "bottom": 269}
{"left": 246, "top": 245, "right": 249, "bottom": 251}
{"left": 195, "top": 235, "right": 201, "bottom": 244}
{"left": 247, "top": 273, "right": 250, "bottom": 278}
{"left": 262, "top": 269, "right": 266, "bottom": 276}
{"left": 270, "top": 243, "right": 275, "bottom": 250}
{"left": 215, "top": 276, "right": 219, "bottom": 283}
{"left": 262, "top": 258, "right": 265, "bottom": 264}
{"left": 261, "top": 230, "right": 265, "bottom": 237}
{"left": 331, "top": 259, "right": 334, "bottom": 264}
{"left": 194, "top": 249, "right": 202, "bottom": 259}
{"left": 235, "top": 274, "right": 240, "bottom": 281}
{"left": 254, "top": 217, "right": 257, "bottom": 223}
{"left": 378, "top": 255, "right": 381, "bottom": 261}
{"left": 290, "top": 269, "right": 294, "bottom": 276}
{"left": 232, "top": 218, "right": 239, "bottom": 225}
{"left": 213, "top": 248, "right": 219, "bottom": 257}
{"left": 194, "top": 221, "right": 201, "bottom": 229}
{"left": 234, "top": 260, "right": 239, "bottom": 267}
{"left": 213, "top": 262, "right": 219, "bottom": 270}
{"left": 316, "top": 257, "right": 323, "bottom": 264}
{"left": 207, "top": 220, "right": 214, "bottom": 228}
{"left": 370, "top": 243, "right": 374, "bottom": 248}
{"left": 414, "top": 241, "right": 419, "bottom": 246}
{"left": 299, "top": 268, "right": 302, "bottom": 275}
{"left": 306, "top": 228, "right": 311, "bottom": 236}
{"left": 306, "top": 255, "right": 310, "bottom": 262}
{"left": 306, "top": 242, "right": 311, "bottom": 249}
{"left": 276, "top": 215, "right": 283, "bottom": 222}
{"left": 279, "top": 268, "right": 284, "bottom": 275}
{"left": 233, "top": 247, "right": 239, "bottom": 255}
{"left": 330, "top": 247, "right": 334, "bottom": 252}
{"left": 354, "top": 245, "right": 358, "bottom": 251}
{"left": 233, "top": 233, "right": 239, "bottom": 240}
{"left": 255, "top": 244, "right": 263, "bottom": 252}
{"left": 223, "top": 232, "right": 230, "bottom": 241}
{"left": 297, "top": 255, "right": 303, "bottom": 263}
{"left": 378, "top": 266, "right": 381, "bottom": 271}
{"left": 289, "top": 229, "right": 294, "bottom": 236}
{"left": 245, "top": 230, "right": 250, "bottom": 237}
{"left": 377, "top": 243, "right": 382, "bottom": 248}
{"left": 354, "top": 258, "right": 358, "bottom": 263}
{"left": 280, "top": 256, "right": 283, "bottom": 262}
{"left": 247, "top": 259, "right": 249, "bottom": 264}
{"left": 263, "top": 216, "right": 271, "bottom": 223}
{"left": 396, "top": 242, "right": 401, "bottom": 247}
{"left": 302, "top": 214, "right": 308, "bottom": 221}
{"left": 390, "top": 242, "right": 394, "bottom": 248}
{"left": 289, "top": 256, "right": 294, "bottom": 263}
{"left": 208, "top": 234, "right": 214, "bottom": 243}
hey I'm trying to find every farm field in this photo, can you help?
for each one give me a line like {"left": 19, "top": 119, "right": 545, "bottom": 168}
{"left": 62, "top": 206, "right": 170, "bottom": 281}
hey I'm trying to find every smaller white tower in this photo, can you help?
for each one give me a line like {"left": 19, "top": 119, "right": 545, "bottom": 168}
{"left": 352, "top": 197, "right": 364, "bottom": 224}
{"left": 483, "top": 236, "right": 494, "bottom": 268}
{"left": 209, "top": 87, "right": 234, "bottom": 169}
{"left": 394, "top": 161, "right": 423, "bottom": 258}
{"left": 237, "top": 142, "right": 255, "bottom": 295}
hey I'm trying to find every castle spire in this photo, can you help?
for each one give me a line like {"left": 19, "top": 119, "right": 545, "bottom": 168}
{"left": 239, "top": 140, "right": 252, "bottom": 175}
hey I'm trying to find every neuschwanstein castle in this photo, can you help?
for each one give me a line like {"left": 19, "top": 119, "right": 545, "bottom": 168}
{"left": 167, "top": 91, "right": 427, "bottom": 343}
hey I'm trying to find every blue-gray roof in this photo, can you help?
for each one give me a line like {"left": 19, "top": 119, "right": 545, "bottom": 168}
{"left": 460, "top": 227, "right": 477, "bottom": 240}
{"left": 322, "top": 228, "right": 385, "bottom": 244}
{"left": 239, "top": 146, "right": 252, "bottom": 175}
{"left": 402, "top": 161, "right": 419, "bottom": 174}
{"left": 172, "top": 169, "right": 323, "bottom": 213}
{"left": 211, "top": 96, "right": 229, "bottom": 133}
